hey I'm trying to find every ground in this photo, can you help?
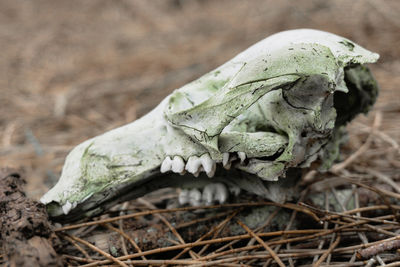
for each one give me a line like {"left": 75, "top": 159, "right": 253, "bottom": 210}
{"left": 1, "top": 0, "right": 400, "bottom": 266}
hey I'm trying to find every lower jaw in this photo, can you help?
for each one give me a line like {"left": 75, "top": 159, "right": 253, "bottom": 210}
{"left": 48, "top": 163, "right": 294, "bottom": 222}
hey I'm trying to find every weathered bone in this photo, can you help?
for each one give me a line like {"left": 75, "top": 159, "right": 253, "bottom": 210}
{"left": 41, "top": 29, "right": 379, "bottom": 221}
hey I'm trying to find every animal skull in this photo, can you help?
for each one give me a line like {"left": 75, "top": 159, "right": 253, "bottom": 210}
{"left": 41, "top": 29, "right": 379, "bottom": 221}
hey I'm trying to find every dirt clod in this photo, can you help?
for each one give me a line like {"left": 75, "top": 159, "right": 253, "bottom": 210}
{"left": 0, "top": 168, "right": 61, "bottom": 267}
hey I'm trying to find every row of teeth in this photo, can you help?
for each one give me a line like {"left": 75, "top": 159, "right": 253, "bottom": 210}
{"left": 179, "top": 183, "right": 229, "bottom": 206}
{"left": 160, "top": 152, "right": 247, "bottom": 178}
{"left": 60, "top": 153, "right": 246, "bottom": 215}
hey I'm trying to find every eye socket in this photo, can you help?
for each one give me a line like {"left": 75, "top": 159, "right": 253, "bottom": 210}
{"left": 282, "top": 75, "right": 332, "bottom": 110}
{"left": 334, "top": 65, "right": 378, "bottom": 127}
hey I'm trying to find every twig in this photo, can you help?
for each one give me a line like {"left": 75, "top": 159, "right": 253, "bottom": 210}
{"left": 62, "top": 254, "right": 95, "bottom": 263}
{"left": 335, "top": 235, "right": 400, "bottom": 254}
{"left": 172, "top": 210, "right": 240, "bottom": 261}
{"left": 61, "top": 234, "right": 92, "bottom": 260}
{"left": 313, "top": 236, "right": 341, "bottom": 267}
{"left": 237, "top": 220, "right": 285, "bottom": 267}
{"left": 353, "top": 121, "right": 399, "bottom": 151}
{"left": 78, "top": 228, "right": 335, "bottom": 267}
{"left": 103, "top": 224, "right": 146, "bottom": 260}
{"left": 175, "top": 211, "right": 233, "bottom": 230}
{"left": 189, "top": 252, "right": 335, "bottom": 267}
{"left": 62, "top": 233, "right": 129, "bottom": 267}
{"left": 198, "top": 220, "right": 384, "bottom": 262}
{"left": 377, "top": 261, "right": 400, "bottom": 267}
{"left": 320, "top": 204, "right": 400, "bottom": 217}
{"left": 105, "top": 259, "right": 203, "bottom": 266}
{"left": 313, "top": 191, "right": 330, "bottom": 264}
{"left": 266, "top": 188, "right": 310, "bottom": 267}
{"left": 196, "top": 209, "right": 241, "bottom": 256}
{"left": 214, "top": 208, "right": 279, "bottom": 256}
{"left": 56, "top": 202, "right": 320, "bottom": 232}
{"left": 365, "top": 168, "right": 400, "bottom": 194}
{"left": 118, "top": 202, "right": 134, "bottom": 267}
{"left": 331, "top": 111, "right": 382, "bottom": 173}
{"left": 137, "top": 197, "right": 198, "bottom": 259}
{"left": 357, "top": 239, "right": 400, "bottom": 260}
{"left": 300, "top": 203, "right": 400, "bottom": 225}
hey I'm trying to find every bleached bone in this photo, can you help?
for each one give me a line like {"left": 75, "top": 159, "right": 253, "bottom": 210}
{"left": 41, "top": 29, "right": 379, "bottom": 221}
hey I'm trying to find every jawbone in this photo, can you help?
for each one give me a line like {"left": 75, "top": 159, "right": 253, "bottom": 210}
{"left": 41, "top": 29, "right": 379, "bottom": 221}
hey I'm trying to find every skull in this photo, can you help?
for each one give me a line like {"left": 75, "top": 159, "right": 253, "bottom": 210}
{"left": 41, "top": 29, "right": 379, "bottom": 221}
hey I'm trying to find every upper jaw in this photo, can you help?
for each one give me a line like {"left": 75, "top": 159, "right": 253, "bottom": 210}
{"left": 42, "top": 126, "right": 290, "bottom": 221}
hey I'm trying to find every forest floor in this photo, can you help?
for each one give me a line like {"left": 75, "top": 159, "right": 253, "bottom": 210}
{"left": 1, "top": 0, "right": 399, "bottom": 266}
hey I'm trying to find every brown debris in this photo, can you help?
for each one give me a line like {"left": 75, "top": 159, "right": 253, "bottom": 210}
{"left": 0, "top": 169, "right": 61, "bottom": 267}
{"left": 357, "top": 239, "right": 400, "bottom": 260}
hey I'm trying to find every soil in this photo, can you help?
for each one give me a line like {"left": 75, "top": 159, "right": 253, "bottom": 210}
{"left": 0, "top": 169, "right": 61, "bottom": 266}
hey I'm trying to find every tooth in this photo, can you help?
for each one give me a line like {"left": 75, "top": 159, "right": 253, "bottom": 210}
{"left": 206, "top": 162, "right": 216, "bottom": 178}
{"left": 224, "top": 154, "right": 236, "bottom": 169}
{"left": 71, "top": 202, "right": 78, "bottom": 209}
{"left": 172, "top": 156, "right": 185, "bottom": 173}
{"left": 229, "top": 185, "right": 241, "bottom": 196}
{"left": 193, "top": 166, "right": 204, "bottom": 177}
{"left": 215, "top": 183, "right": 229, "bottom": 204}
{"left": 223, "top": 162, "right": 231, "bottom": 170}
{"left": 189, "top": 189, "right": 201, "bottom": 201}
{"left": 202, "top": 185, "right": 214, "bottom": 205}
{"left": 189, "top": 189, "right": 202, "bottom": 206}
{"left": 62, "top": 200, "right": 72, "bottom": 215}
{"left": 222, "top": 153, "right": 230, "bottom": 167}
{"left": 179, "top": 189, "right": 190, "bottom": 205}
{"left": 237, "top": 152, "right": 246, "bottom": 163}
{"left": 160, "top": 156, "right": 173, "bottom": 173}
{"left": 202, "top": 183, "right": 229, "bottom": 205}
{"left": 200, "top": 153, "right": 214, "bottom": 173}
{"left": 190, "top": 199, "right": 201, "bottom": 206}
{"left": 185, "top": 155, "right": 201, "bottom": 174}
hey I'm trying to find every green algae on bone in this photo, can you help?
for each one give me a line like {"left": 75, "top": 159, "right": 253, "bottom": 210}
{"left": 41, "top": 29, "right": 379, "bottom": 221}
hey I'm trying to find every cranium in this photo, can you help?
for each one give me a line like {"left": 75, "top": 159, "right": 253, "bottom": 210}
{"left": 41, "top": 29, "right": 379, "bottom": 221}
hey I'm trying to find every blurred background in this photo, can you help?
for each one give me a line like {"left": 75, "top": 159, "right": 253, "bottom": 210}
{"left": 1, "top": 0, "right": 399, "bottom": 200}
